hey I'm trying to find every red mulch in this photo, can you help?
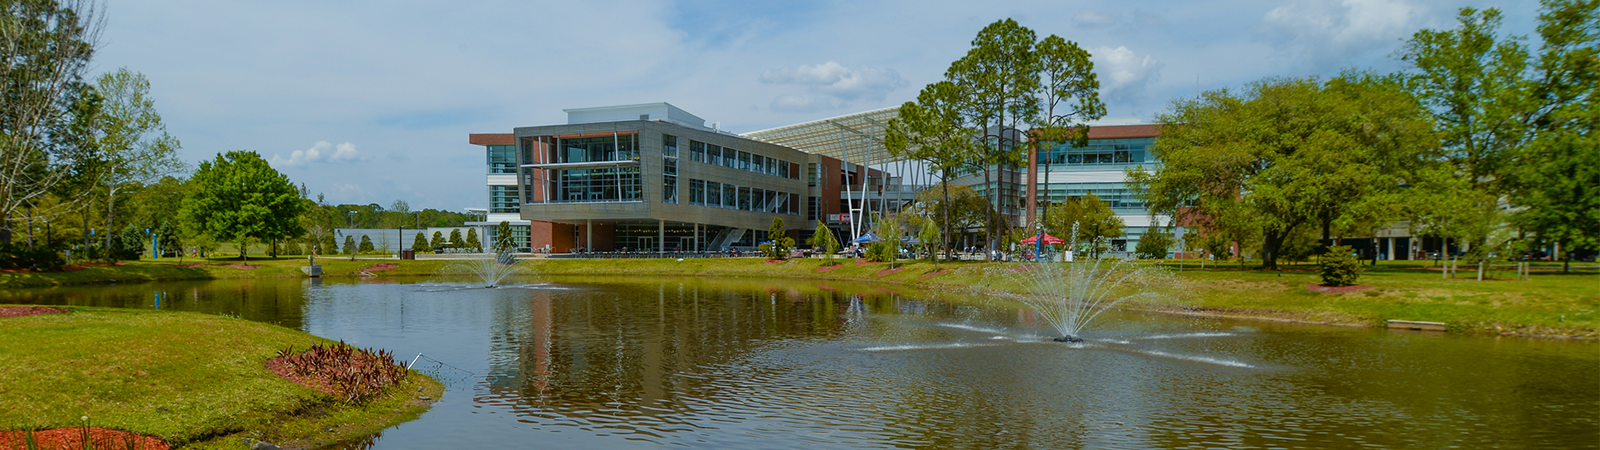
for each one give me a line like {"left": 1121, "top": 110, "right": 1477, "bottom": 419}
{"left": 363, "top": 263, "right": 399, "bottom": 272}
{"left": 0, "top": 428, "right": 168, "bottom": 450}
{"left": 0, "top": 306, "right": 70, "bottom": 318}
{"left": 916, "top": 269, "right": 954, "bottom": 280}
{"left": 220, "top": 264, "right": 260, "bottom": 270}
{"left": 875, "top": 267, "right": 908, "bottom": 277}
{"left": 1006, "top": 265, "right": 1038, "bottom": 273}
{"left": 765, "top": 259, "right": 783, "bottom": 264}
{"left": 853, "top": 258, "right": 877, "bottom": 265}
{"left": 1305, "top": 284, "right": 1374, "bottom": 294}
{"left": 174, "top": 264, "right": 209, "bottom": 268}
{"left": 816, "top": 264, "right": 845, "bottom": 273}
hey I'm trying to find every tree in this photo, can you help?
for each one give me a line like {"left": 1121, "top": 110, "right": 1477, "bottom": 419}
{"left": 807, "top": 223, "right": 839, "bottom": 265}
{"left": 88, "top": 68, "right": 183, "bottom": 250}
{"left": 1032, "top": 35, "right": 1107, "bottom": 234}
{"left": 358, "top": 234, "right": 374, "bottom": 253}
{"left": 887, "top": 81, "right": 979, "bottom": 260}
{"left": 319, "top": 233, "right": 336, "bottom": 256}
{"left": 464, "top": 227, "right": 481, "bottom": 252}
{"left": 908, "top": 183, "right": 988, "bottom": 244}
{"left": 411, "top": 232, "right": 428, "bottom": 252}
{"left": 947, "top": 19, "right": 1040, "bottom": 257}
{"left": 341, "top": 235, "right": 355, "bottom": 255}
{"left": 430, "top": 231, "right": 445, "bottom": 251}
{"left": 759, "top": 217, "right": 795, "bottom": 260}
{"left": 1130, "top": 75, "right": 1438, "bottom": 269}
{"left": 1134, "top": 226, "right": 1174, "bottom": 260}
{"left": 448, "top": 229, "right": 464, "bottom": 249}
{"left": 493, "top": 221, "right": 515, "bottom": 255}
{"left": 1320, "top": 245, "right": 1364, "bottom": 286}
{"left": 179, "top": 151, "right": 306, "bottom": 260}
{"left": 0, "top": 0, "right": 102, "bottom": 244}
{"left": 1043, "top": 193, "right": 1125, "bottom": 258}
{"left": 867, "top": 215, "right": 902, "bottom": 265}
{"left": 917, "top": 215, "right": 941, "bottom": 267}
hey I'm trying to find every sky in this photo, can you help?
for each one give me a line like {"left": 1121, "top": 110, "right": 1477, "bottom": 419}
{"left": 90, "top": 0, "right": 1539, "bottom": 211}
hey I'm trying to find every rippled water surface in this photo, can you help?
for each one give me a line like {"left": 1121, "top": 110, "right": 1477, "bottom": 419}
{"left": 8, "top": 276, "right": 1598, "bottom": 449}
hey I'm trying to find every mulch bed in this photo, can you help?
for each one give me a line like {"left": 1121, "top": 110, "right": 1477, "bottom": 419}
{"left": 0, "top": 428, "right": 169, "bottom": 450}
{"left": 362, "top": 263, "right": 399, "bottom": 272}
{"left": 916, "top": 269, "right": 954, "bottom": 280}
{"left": 1305, "top": 284, "right": 1374, "bottom": 294}
{"left": 220, "top": 264, "right": 261, "bottom": 270}
{"left": 1006, "top": 265, "right": 1038, "bottom": 273}
{"left": 0, "top": 306, "right": 70, "bottom": 318}
{"left": 853, "top": 258, "right": 877, "bottom": 265}
{"left": 875, "top": 267, "right": 909, "bottom": 277}
{"left": 765, "top": 259, "right": 783, "bottom": 264}
{"left": 816, "top": 264, "right": 846, "bottom": 273}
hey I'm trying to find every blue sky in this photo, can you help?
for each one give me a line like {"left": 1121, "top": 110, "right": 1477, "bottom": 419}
{"left": 90, "top": 0, "right": 1538, "bottom": 210}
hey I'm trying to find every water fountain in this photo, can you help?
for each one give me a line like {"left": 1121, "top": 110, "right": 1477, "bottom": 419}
{"left": 999, "top": 225, "right": 1176, "bottom": 342}
{"left": 441, "top": 249, "right": 526, "bottom": 288}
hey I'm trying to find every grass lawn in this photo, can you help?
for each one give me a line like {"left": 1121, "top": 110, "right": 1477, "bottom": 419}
{"left": 0, "top": 307, "right": 443, "bottom": 449}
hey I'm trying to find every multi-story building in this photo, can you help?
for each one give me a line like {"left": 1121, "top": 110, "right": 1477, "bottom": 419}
{"left": 1026, "top": 121, "right": 1166, "bottom": 254}
{"left": 469, "top": 103, "right": 883, "bottom": 254}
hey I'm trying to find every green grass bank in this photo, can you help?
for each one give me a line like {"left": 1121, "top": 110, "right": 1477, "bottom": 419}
{"left": 0, "top": 307, "right": 444, "bottom": 449}
{"left": 2, "top": 255, "right": 1595, "bottom": 338}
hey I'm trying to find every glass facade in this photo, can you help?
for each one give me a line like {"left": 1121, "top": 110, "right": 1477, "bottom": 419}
{"left": 686, "top": 139, "right": 800, "bottom": 181}
{"left": 488, "top": 145, "right": 517, "bottom": 174}
{"left": 556, "top": 167, "right": 642, "bottom": 202}
{"left": 1037, "top": 137, "right": 1157, "bottom": 166}
{"left": 490, "top": 185, "right": 519, "bottom": 213}
{"left": 663, "top": 135, "right": 678, "bottom": 204}
{"left": 688, "top": 178, "right": 798, "bottom": 215}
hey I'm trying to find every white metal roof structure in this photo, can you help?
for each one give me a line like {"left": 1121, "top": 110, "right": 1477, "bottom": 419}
{"left": 741, "top": 107, "right": 903, "bottom": 166}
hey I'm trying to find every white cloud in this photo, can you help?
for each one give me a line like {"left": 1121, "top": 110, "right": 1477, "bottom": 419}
{"left": 1092, "top": 46, "right": 1164, "bottom": 104}
{"left": 272, "top": 141, "right": 361, "bottom": 167}
{"left": 1257, "top": 0, "right": 1423, "bottom": 72}
{"left": 1074, "top": 10, "right": 1121, "bottom": 27}
{"left": 761, "top": 61, "right": 907, "bottom": 112}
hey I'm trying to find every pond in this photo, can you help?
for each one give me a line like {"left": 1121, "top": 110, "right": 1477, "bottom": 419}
{"left": 7, "top": 276, "right": 1597, "bottom": 449}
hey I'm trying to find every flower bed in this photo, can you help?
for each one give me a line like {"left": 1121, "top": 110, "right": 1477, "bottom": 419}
{"left": 0, "top": 306, "right": 70, "bottom": 318}
{"left": 266, "top": 341, "right": 409, "bottom": 405}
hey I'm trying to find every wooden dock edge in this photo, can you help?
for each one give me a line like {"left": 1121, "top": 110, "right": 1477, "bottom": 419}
{"left": 1386, "top": 320, "right": 1448, "bottom": 332}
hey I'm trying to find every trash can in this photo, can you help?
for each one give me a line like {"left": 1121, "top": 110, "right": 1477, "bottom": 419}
{"left": 400, "top": 249, "right": 415, "bottom": 260}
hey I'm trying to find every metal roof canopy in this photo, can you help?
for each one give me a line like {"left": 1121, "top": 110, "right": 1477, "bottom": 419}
{"left": 742, "top": 107, "right": 903, "bottom": 166}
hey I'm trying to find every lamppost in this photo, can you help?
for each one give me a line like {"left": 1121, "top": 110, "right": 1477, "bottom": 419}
{"left": 347, "top": 211, "right": 356, "bottom": 227}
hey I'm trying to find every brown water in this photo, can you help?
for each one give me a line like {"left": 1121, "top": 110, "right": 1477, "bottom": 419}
{"left": 6, "top": 276, "right": 1597, "bottom": 449}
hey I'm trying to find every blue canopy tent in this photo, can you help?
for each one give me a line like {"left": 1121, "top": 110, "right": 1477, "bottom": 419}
{"left": 851, "top": 231, "right": 882, "bottom": 245}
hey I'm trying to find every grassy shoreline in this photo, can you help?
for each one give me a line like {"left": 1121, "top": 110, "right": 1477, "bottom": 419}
{"left": 3, "top": 256, "right": 1595, "bottom": 338}
{"left": 0, "top": 307, "right": 444, "bottom": 449}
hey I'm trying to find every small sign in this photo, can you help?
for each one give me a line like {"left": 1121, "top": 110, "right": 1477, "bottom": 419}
{"left": 839, "top": 214, "right": 851, "bottom": 222}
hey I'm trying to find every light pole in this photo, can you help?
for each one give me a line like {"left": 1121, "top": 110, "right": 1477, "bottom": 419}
{"left": 347, "top": 211, "right": 356, "bottom": 228}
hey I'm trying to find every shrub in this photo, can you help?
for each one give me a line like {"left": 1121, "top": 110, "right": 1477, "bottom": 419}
{"left": 0, "top": 243, "right": 65, "bottom": 271}
{"left": 865, "top": 241, "right": 894, "bottom": 262}
{"left": 274, "top": 341, "right": 408, "bottom": 405}
{"left": 1320, "top": 245, "right": 1363, "bottom": 286}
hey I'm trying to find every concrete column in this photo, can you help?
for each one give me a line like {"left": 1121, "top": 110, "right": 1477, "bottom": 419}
{"left": 586, "top": 219, "right": 592, "bottom": 254}
{"left": 659, "top": 219, "right": 665, "bottom": 258}
{"left": 1387, "top": 237, "right": 1395, "bottom": 261}
{"left": 693, "top": 223, "right": 699, "bottom": 253}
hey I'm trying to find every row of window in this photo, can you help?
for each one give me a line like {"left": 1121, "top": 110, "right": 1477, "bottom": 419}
{"left": 687, "top": 179, "right": 799, "bottom": 215}
{"left": 687, "top": 140, "right": 798, "bottom": 180}
{"left": 488, "top": 145, "right": 517, "bottom": 174}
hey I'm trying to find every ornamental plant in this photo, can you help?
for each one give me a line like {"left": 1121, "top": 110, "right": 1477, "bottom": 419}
{"left": 1320, "top": 245, "right": 1363, "bottom": 287}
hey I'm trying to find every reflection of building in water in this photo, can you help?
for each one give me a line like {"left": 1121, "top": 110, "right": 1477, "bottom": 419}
{"left": 478, "top": 283, "right": 919, "bottom": 417}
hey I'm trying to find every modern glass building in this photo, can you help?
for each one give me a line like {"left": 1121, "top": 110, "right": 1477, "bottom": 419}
{"left": 1026, "top": 122, "right": 1167, "bottom": 254}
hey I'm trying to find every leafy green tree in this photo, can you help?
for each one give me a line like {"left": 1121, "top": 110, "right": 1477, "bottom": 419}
{"left": 449, "top": 229, "right": 464, "bottom": 249}
{"left": 0, "top": 0, "right": 100, "bottom": 244}
{"left": 867, "top": 215, "right": 903, "bottom": 266}
{"left": 465, "top": 227, "right": 482, "bottom": 252}
{"left": 1134, "top": 226, "right": 1174, "bottom": 260}
{"left": 1130, "top": 75, "right": 1437, "bottom": 269}
{"left": 759, "top": 217, "right": 794, "bottom": 260}
{"left": 430, "top": 231, "right": 445, "bottom": 251}
{"left": 319, "top": 233, "right": 335, "bottom": 256}
{"left": 947, "top": 19, "right": 1040, "bottom": 255}
{"left": 807, "top": 223, "right": 839, "bottom": 265}
{"left": 341, "top": 235, "right": 355, "bottom": 255}
{"left": 1032, "top": 34, "right": 1106, "bottom": 233}
{"left": 908, "top": 183, "right": 988, "bottom": 244}
{"left": 887, "top": 81, "right": 979, "bottom": 260}
{"left": 493, "top": 221, "right": 515, "bottom": 255}
{"left": 88, "top": 68, "right": 183, "bottom": 250}
{"left": 411, "top": 232, "right": 428, "bottom": 252}
{"left": 917, "top": 216, "right": 942, "bottom": 267}
{"left": 179, "top": 151, "right": 306, "bottom": 260}
{"left": 1044, "top": 193, "right": 1125, "bottom": 259}
{"left": 358, "top": 235, "right": 374, "bottom": 253}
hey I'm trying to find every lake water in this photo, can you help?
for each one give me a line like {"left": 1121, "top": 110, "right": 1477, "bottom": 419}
{"left": 7, "top": 276, "right": 1597, "bottom": 449}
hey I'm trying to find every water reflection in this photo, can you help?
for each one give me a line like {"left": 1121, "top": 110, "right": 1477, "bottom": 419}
{"left": 3, "top": 277, "right": 1595, "bottom": 449}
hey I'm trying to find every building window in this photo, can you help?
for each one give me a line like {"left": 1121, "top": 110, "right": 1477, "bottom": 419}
{"left": 738, "top": 187, "right": 751, "bottom": 211}
{"left": 559, "top": 134, "right": 637, "bottom": 163}
{"left": 690, "top": 179, "right": 705, "bottom": 204}
{"left": 552, "top": 166, "right": 641, "bottom": 203}
{"left": 690, "top": 140, "right": 704, "bottom": 163}
{"left": 790, "top": 193, "right": 800, "bottom": 215}
{"left": 808, "top": 196, "right": 820, "bottom": 220}
{"left": 706, "top": 181, "right": 722, "bottom": 206}
{"left": 722, "top": 183, "right": 736, "bottom": 208}
{"left": 807, "top": 163, "right": 819, "bottom": 187}
{"left": 719, "top": 145, "right": 734, "bottom": 167}
{"left": 663, "top": 135, "right": 678, "bottom": 158}
{"left": 750, "top": 154, "right": 763, "bottom": 174}
{"left": 488, "top": 145, "right": 516, "bottom": 174}
{"left": 663, "top": 175, "right": 678, "bottom": 203}
{"left": 490, "top": 185, "right": 519, "bottom": 213}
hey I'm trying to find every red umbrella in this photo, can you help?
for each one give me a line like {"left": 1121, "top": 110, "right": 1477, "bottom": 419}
{"left": 1020, "top": 233, "right": 1065, "bottom": 245}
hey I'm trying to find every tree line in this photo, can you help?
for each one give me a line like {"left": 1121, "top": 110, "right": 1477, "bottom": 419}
{"left": 1, "top": 1, "right": 478, "bottom": 266}
{"left": 886, "top": 1, "right": 1595, "bottom": 269}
